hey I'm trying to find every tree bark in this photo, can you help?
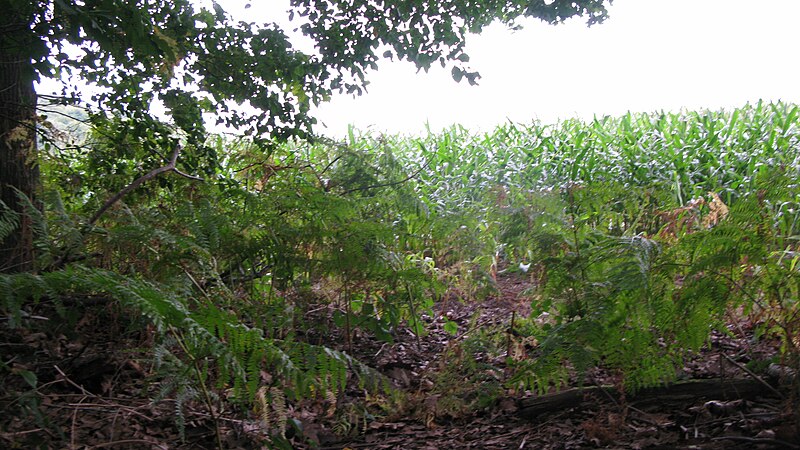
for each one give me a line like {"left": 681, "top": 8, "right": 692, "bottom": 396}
{"left": 0, "top": 7, "right": 39, "bottom": 273}
{"left": 518, "top": 378, "right": 780, "bottom": 419}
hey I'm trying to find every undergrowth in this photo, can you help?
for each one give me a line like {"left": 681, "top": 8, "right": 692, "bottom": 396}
{"left": 1, "top": 101, "right": 799, "bottom": 446}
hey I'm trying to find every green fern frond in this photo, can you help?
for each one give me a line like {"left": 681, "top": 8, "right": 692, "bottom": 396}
{"left": 41, "top": 191, "right": 84, "bottom": 265}
{"left": 3, "top": 189, "right": 52, "bottom": 267}
{"left": 0, "top": 270, "right": 56, "bottom": 327}
{"left": 0, "top": 200, "right": 20, "bottom": 242}
{"left": 174, "top": 384, "right": 198, "bottom": 442}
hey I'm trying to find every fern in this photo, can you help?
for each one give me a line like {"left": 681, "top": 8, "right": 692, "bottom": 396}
{"left": 43, "top": 191, "right": 84, "bottom": 263}
{"left": 174, "top": 383, "right": 198, "bottom": 442}
{"left": 13, "top": 189, "right": 51, "bottom": 265}
{"left": 0, "top": 264, "right": 387, "bottom": 421}
{"left": 509, "top": 165, "right": 800, "bottom": 393}
{"left": 0, "top": 270, "right": 57, "bottom": 327}
{"left": 270, "top": 386, "right": 289, "bottom": 436}
{"left": 254, "top": 385, "right": 290, "bottom": 437}
{"left": 0, "top": 200, "right": 20, "bottom": 242}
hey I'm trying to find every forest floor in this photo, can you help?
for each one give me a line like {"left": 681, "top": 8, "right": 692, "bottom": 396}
{"left": 1, "top": 271, "right": 798, "bottom": 449}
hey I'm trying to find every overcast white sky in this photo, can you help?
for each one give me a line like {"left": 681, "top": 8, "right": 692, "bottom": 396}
{"left": 284, "top": 0, "right": 800, "bottom": 138}
{"left": 41, "top": 0, "right": 800, "bottom": 139}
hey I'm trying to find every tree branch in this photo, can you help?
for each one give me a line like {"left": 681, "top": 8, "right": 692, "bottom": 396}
{"left": 340, "top": 158, "right": 429, "bottom": 195}
{"left": 87, "top": 145, "right": 200, "bottom": 226}
{"left": 173, "top": 167, "right": 204, "bottom": 181}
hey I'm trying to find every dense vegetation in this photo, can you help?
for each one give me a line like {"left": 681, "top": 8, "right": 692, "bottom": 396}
{"left": 2, "top": 101, "right": 799, "bottom": 447}
{"left": 0, "top": 0, "right": 608, "bottom": 272}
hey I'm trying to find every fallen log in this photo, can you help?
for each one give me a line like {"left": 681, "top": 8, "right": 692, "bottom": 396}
{"left": 518, "top": 378, "right": 779, "bottom": 419}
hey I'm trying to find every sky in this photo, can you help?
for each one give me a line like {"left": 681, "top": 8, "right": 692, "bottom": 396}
{"left": 292, "top": 0, "right": 800, "bottom": 138}
{"left": 38, "top": 0, "right": 800, "bottom": 139}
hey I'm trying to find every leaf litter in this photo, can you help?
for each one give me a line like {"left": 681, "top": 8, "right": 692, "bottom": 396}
{"left": 1, "top": 270, "right": 797, "bottom": 449}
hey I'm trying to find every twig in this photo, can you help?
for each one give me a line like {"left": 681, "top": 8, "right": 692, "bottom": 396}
{"left": 725, "top": 309, "right": 752, "bottom": 354}
{"left": 173, "top": 167, "right": 202, "bottom": 181}
{"left": 170, "top": 327, "right": 224, "bottom": 450}
{"left": 711, "top": 435, "right": 799, "bottom": 449}
{"left": 54, "top": 365, "right": 91, "bottom": 396}
{"left": 403, "top": 281, "right": 422, "bottom": 350}
{"left": 0, "top": 428, "right": 43, "bottom": 437}
{"left": 721, "top": 353, "right": 784, "bottom": 399}
{"left": 55, "top": 363, "right": 92, "bottom": 450}
{"left": 71, "top": 394, "right": 88, "bottom": 450}
{"left": 319, "top": 440, "right": 408, "bottom": 450}
{"left": 506, "top": 310, "right": 516, "bottom": 358}
{"left": 697, "top": 411, "right": 779, "bottom": 427}
{"left": 318, "top": 154, "right": 343, "bottom": 177}
{"left": 46, "top": 403, "right": 155, "bottom": 422}
{"left": 52, "top": 366, "right": 155, "bottom": 422}
{"left": 181, "top": 263, "right": 209, "bottom": 298}
{"left": 216, "top": 263, "right": 273, "bottom": 285}
{"left": 340, "top": 158, "right": 430, "bottom": 195}
{"left": 89, "top": 439, "right": 167, "bottom": 449}
{"left": 188, "top": 410, "right": 247, "bottom": 424}
{"left": 593, "top": 384, "right": 664, "bottom": 427}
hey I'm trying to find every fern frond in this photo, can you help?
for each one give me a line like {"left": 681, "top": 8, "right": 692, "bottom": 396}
{"left": 255, "top": 386, "right": 270, "bottom": 428}
{"left": 0, "top": 270, "right": 55, "bottom": 327}
{"left": 42, "top": 191, "right": 84, "bottom": 259}
{"left": 0, "top": 190, "right": 53, "bottom": 269}
{"left": 270, "top": 386, "right": 288, "bottom": 436}
{"left": 174, "top": 384, "right": 198, "bottom": 442}
{"left": 0, "top": 200, "right": 20, "bottom": 242}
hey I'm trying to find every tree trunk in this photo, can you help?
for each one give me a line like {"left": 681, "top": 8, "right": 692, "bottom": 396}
{"left": 0, "top": 8, "right": 39, "bottom": 273}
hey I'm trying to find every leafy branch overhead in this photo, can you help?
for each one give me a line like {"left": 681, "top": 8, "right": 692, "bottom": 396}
{"left": 19, "top": 0, "right": 609, "bottom": 141}
{"left": 290, "top": 0, "right": 610, "bottom": 87}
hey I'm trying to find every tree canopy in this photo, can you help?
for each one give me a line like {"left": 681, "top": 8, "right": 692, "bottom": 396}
{"left": 29, "top": 0, "right": 608, "bottom": 137}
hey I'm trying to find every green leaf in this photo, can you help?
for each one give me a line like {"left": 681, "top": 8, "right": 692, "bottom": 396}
{"left": 451, "top": 66, "right": 463, "bottom": 83}
{"left": 212, "top": 1, "right": 225, "bottom": 20}
{"left": 18, "top": 369, "right": 37, "bottom": 388}
{"left": 443, "top": 320, "right": 458, "bottom": 336}
{"left": 332, "top": 310, "right": 346, "bottom": 328}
